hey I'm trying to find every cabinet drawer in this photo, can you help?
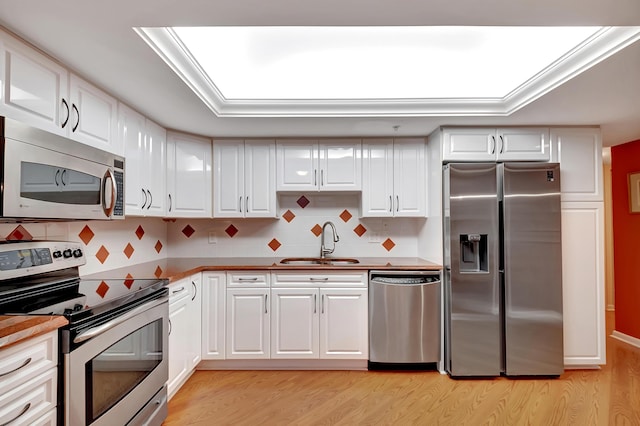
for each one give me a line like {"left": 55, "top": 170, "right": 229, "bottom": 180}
{"left": 0, "top": 368, "right": 57, "bottom": 426}
{"left": 0, "top": 331, "right": 57, "bottom": 392}
{"left": 271, "top": 272, "right": 367, "bottom": 287}
{"left": 227, "top": 271, "right": 270, "bottom": 287}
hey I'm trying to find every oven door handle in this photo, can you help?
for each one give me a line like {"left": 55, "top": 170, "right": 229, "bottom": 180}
{"left": 73, "top": 296, "right": 167, "bottom": 344}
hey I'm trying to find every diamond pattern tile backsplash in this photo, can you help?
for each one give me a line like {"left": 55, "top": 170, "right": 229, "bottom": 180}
{"left": 0, "top": 194, "right": 421, "bottom": 274}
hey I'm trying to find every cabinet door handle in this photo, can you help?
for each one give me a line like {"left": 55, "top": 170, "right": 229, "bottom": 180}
{"left": 239, "top": 196, "right": 242, "bottom": 213}
{"left": 321, "top": 169, "right": 324, "bottom": 186}
{"left": 389, "top": 195, "right": 392, "bottom": 212}
{"left": 314, "top": 294, "right": 317, "bottom": 314}
{"left": 61, "top": 169, "right": 67, "bottom": 186}
{"left": 61, "top": 99, "right": 70, "bottom": 128}
{"left": 499, "top": 135, "right": 504, "bottom": 154}
{"left": 309, "top": 277, "right": 329, "bottom": 282}
{"left": 72, "top": 103, "right": 79, "bottom": 132}
{"left": 168, "top": 194, "right": 172, "bottom": 212}
{"left": 55, "top": 169, "right": 61, "bottom": 186}
{"left": 0, "top": 357, "right": 31, "bottom": 378}
{"left": 0, "top": 402, "right": 31, "bottom": 426}
{"left": 396, "top": 195, "right": 400, "bottom": 212}
{"left": 172, "top": 286, "right": 185, "bottom": 294}
{"left": 321, "top": 294, "right": 325, "bottom": 314}
{"left": 168, "top": 318, "right": 172, "bottom": 336}
{"left": 147, "top": 189, "right": 152, "bottom": 209}
{"left": 141, "top": 188, "right": 148, "bottom": 209}
{"left": 314, "top": 169, "right": 317, "bottom": 186}
{"left": 490, "top": 135, "right": 496, "bottom": 154}
{"left": 246, "top": 196, "right": 249, "bottom": 213}
{"left": 191, "top": 281, "right": 197, "bottom": 301}
{"left": 265, "top": 294, "right": 268, "bottom": 314}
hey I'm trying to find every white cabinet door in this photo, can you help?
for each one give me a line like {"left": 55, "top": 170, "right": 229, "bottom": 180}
{"left": 319, "top": 140, "right": 362, "bottom": 191}
{"left": 244, "top": 140, "right": 277, "bottom": 217}
{"left": 1, "top": 36, "right": 69, "bottom": 137}
{"left": 143, "top": 119, "right": 166, "bottom": 216}
{"left": 497, "top": 128, "right": 550, "bottom": 162}
{"left": 394, "top": 139, "right": 426, "bottom": 216}
{"left": 361, "top": 140, "right": 394, "bottom": 217}
{"left": 442, "top": 128, "right": 496, "bottom": 162}
{"left": 213, "top": 140, "right": 244, "bottom": 218}
{"left": 168, "top": 280, "right": 191, "bottom": 398}
{"left": 120, "top": 104, "right": 146, "bottom": 215}
{"left": 276, "top": 140, "right": 318, "bottom": 191}
{"left": 68, "top": 74, "right": 120, "bottom": 154}
{"left": 202, "top": 272, "right": 226, "bottom": 360}
{"left": 319, "top": 289, "right": 368, "bottom": 359}
{"left": 561, "top": 202, "right": 605, "bottom": 367}
{"left": 166, "top": 132, "right": 212, "bottom": 217}
{"left": 270, "top": 288, "right": 319, "bottom": 359}
{"left": 226, "top": 288, "right": 270, "bottom": 359}
{"left": 186, "top": 274, "right": 202, "bottom": 370}
{"left": 552, "top": 128, "right": 603, "bottom": 202}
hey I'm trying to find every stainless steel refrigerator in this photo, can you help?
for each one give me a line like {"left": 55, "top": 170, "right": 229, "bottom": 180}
{"left": 443, "top": 162, "right": 563, "bottom": 377}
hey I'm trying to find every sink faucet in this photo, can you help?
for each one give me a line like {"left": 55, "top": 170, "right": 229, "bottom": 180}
{"left": 320, "top": 221, "right": 340, "bottom": 259}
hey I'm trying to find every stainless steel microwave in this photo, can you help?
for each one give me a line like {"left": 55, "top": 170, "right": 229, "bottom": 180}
{"left": 0, "top": 116, "right": 124, "bottom": 221}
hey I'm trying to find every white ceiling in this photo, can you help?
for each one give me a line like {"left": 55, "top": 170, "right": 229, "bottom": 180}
{"left": 1, "top": 0, "right": 640, "bottom": 146}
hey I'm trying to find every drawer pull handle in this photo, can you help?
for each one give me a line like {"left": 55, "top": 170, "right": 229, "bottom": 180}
{"left": 238, "top": 278, "right": 259, "bottom": 281}
{"left": 0, "top": 357, "right": 31, "bottom": 378}
{"left": 0, "top": 402, "right": 31, "bottom": 426}
{"left": 309, "top": 277, "right": 329, "bottom": 282}
{"left": 172, "top": 286, "right": 186, "bottom": 294}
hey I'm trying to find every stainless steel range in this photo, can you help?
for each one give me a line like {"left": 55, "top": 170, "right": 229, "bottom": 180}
{"left": 0, "top": 241, "right": 169, "bottom": 426}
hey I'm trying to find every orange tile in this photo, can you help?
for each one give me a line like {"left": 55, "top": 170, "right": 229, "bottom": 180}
{"left": 268, "top": 238, "right": 282, "bottom": 251}
{"left": 339, "top": 209, "right": 353, "bottom": 222}
{"left": 282, "top": 210, "right": 296, "bottom": 223}
{"left": 353, "top": 224, "right": 367, "bottom": 237}
{"left": 78, "top": 225, "right": 95, "bottom": 245}
{"left": 96, "top": 281, "right": 109, "bottom": 298}
{"left": 124, "top": 273, "right": 134, "bottom": 289}
{"left": 6, "top": 225, "right": 33, "bottom": 241}
{"left": 382, "top": 238, "right": 396, "bottom": 252}
{"left": 95, "top": 246, "right": 110, "bottom": 264}
{"left": 123, "top": 243, "right": 135, "bottom": 259}
{"left": 311, "top": 224, "right": 323, "bottom": 237}
{"left": 154, "top": 240, "right": 163, "bottom": 253}
{"left": 154, "top": 266, "right": 163, "bottom": 278}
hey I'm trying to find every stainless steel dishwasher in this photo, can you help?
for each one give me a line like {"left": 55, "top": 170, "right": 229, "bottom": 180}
{"left": 369, "top": 270, "right": 441, "bottom": 368}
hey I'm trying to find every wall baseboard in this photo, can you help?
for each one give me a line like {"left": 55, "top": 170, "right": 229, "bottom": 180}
{"left": 611, "top": 330, "right": 640, "bottom": 349}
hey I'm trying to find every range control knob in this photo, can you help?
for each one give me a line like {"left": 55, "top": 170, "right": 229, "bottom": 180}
{"left": 72, "top": 249, "right": 83, "bottom": 258}
{"left": 62, "top": 249, "right": 73, "bottom": 259}
{"left": 52, "top": 250, "right": 63, "bottom": 259}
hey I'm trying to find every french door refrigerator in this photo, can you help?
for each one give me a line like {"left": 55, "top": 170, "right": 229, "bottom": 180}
{"left": 443, "top": 162, "right": 563, "bottom": 377}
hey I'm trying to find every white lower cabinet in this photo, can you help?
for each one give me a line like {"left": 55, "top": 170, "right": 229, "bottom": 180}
{"left": 271, "top": 288, "right": 319, "bottom": 359}
{"left": 319, "top": 288, "right": 368, "bottom": 359}
{"left": 168, "top": 275, "right": 201, "bottom": 398}
{"left": 226, "top": 288, "right": 270, "bottom": 359}
{"left": 0, "top": 331, "right": 58, "bottom": 426}
{"left": 202, "top": 272, "right": 226, "bottom": 360}
{"left": 561, "top": 202, "right": 606, "bottom": 366}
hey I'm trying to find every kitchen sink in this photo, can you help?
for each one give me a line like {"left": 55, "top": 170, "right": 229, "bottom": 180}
{"left": 279, "top": 257, "right": 360, "bottom": 265}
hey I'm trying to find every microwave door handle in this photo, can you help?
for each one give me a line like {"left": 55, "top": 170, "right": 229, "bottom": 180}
{"left": 73, "top": 296, "right": 168, "bottom": 344}
{"left": 102, "top": 169, "right": 117, "bottom": 217}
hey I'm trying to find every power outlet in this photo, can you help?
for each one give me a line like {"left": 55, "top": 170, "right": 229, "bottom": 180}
{"left": 369, "top": 232, "right": 382, "bottom": 243}
{"left": 208, "top": 231, "right": 217, "bottom": 244}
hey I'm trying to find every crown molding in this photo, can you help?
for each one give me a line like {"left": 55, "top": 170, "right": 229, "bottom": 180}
{"left": 136, "top": 26, "right": 640, "bottom": 118}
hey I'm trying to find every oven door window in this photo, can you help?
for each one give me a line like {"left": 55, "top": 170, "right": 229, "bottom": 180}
{"left": 21, "top": 161, "right": 101, "bottom": 205}
{"left": 86, "top": 318, "right": 163, "bottom": 424}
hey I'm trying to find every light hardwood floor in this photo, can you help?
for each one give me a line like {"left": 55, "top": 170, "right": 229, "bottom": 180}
{"left": 165, "top": 313, "right": 640, "bottom": 425}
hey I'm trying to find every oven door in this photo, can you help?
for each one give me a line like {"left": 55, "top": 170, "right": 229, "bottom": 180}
{"left": 65, "top": 297, "right": 168, "bottom": 426}
{"left": 2, "top": 137, "right": 123, "bottom": 220}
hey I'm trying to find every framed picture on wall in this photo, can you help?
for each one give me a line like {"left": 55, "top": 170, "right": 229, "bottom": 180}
{"left": 629, "top": 172, "right": 640, "bottom": 213}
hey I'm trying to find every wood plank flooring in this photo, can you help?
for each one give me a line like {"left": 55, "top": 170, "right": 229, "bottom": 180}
{"left": 164, "top": 313, "right": 640, "bottom": 425}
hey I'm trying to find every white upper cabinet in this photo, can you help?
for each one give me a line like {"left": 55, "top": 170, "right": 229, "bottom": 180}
{"left": 442, "top": 128, "right": 550, "bottom": 162}
{"left": 362, "top": 138, "right": 426, "bottom": 217}
{"left": 166, "top": 132, "right": 212, "bottom": 217}
{"left": 551, "top": 128, "right": 603, "bottom": 202}
{"left": 0, "top": 32, "right": 122, "bottom": 155}
{"left": 277, "top": 139, "right": 362, "bottom": 191}
{"left": 213, "top": 139, "right": 277, "bottom": 218}
{"left": 68, "top": 74, "right": 119, "bottom": 154}
{"left": 120, "top": 103, "right": 166, "bottom": 216}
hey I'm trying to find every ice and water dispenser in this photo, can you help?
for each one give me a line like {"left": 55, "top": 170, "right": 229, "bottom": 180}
{"left": 459, "top": 234, "right": 488, "bottom": 273}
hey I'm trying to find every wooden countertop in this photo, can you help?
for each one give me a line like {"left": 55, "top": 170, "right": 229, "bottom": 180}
{"left": 85, "top": 257, "right": 443, "bottom": 282}
{"left": 0, "top": 315, "right": 68, "bottom": 350}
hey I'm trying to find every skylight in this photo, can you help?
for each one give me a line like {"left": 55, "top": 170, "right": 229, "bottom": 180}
{"left": 136, "top": 26, "right": 640, "bottom": 117}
